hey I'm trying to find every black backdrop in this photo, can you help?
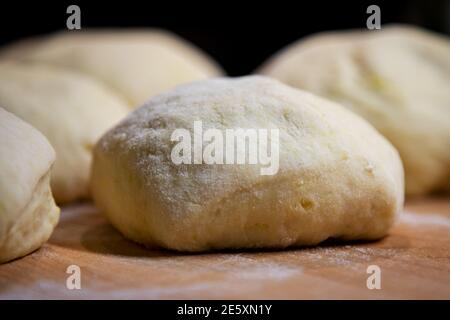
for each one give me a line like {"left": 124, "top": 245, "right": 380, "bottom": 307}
{"left": 0, "top": 0, "right": 449, "bottom": 75}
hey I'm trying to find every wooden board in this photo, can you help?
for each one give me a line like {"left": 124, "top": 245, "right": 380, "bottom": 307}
{"left": 1, "top": 198, "right": 449, "bottom": 299}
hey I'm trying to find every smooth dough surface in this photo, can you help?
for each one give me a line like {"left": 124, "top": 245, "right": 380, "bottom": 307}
{"left": 0, "top": 61, "right": 129, "bottom": 203}
{"left": 259, "top": 25, "right": 450, "bottom": 195}
{"left": 0, "top": 108, "right": 59, "bottom": 263}
{"left": 0, "top": 29, "right": 224, "bottom": 108}
{"left": 91, "top": 76, "right": 404, "bottom": 252}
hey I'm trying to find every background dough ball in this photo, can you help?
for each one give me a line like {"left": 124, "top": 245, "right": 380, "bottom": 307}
{"left": 0, "top": 61, "right": 129, "bottom": 203}
{"left": 91, "top": 76, "right": 404, "bottom": 252}
{"left": 0, "top": 108, "right": 59, "bottom": 263}
{"left": 1, "top": 29, "right": 224, "bottom": 108}
{"left": 259, "top": 25, "right": 450, "bottom": 196}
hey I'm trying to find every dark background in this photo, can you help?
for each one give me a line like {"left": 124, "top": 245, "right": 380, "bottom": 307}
{"left": 0, "top": 0, "right": 449, "bottom": 75}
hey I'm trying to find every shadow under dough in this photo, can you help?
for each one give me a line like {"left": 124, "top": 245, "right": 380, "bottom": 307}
{"left": 69, "top": 203, "right": 411, "bottom": 258}
{"left": 80, "top": 222, "right": 178, "bottom": 258}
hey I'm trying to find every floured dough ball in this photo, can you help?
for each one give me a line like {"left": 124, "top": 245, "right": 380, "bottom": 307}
{"left": 259, "top": 25, "right": 450, "bottom": 196}
{"left": 91, "top": 76, "right": 404, "bottom": 252}
{"left": 0, "top": 29, "right": 224, "bottom": 108}
{"left": 0, "top": 61, "right": 129, "bottom": 203}
{"left": 0, "top": 108, "right": 59, "bottom": 263}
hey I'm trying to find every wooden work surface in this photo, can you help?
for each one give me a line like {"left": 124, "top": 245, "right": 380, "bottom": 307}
{"left": 1, "top": 198, "right": 449, "bottom": 299}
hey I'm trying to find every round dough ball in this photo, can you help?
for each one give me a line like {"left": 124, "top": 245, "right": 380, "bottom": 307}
{"left": 91, "top": 76, "right": 404, "bottom": 252}
{"left": 1, "top": 29, "right": 224, "bottom": 108}
{"left": 0, "top": 108, "right": 59, "bottom": 263}
{"left": 259, "top": 25, "right": 450, "bottom": 196}
{"left": 0, "top": 61, "right": 129, "bottom": 203}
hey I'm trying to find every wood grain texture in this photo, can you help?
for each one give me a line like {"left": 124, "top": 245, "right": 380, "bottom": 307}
{"left": 1, "top": 198, "right": 449, "bottom": 299}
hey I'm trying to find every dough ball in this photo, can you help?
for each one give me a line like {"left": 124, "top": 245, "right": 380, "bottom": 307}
{"left": 91, "top": 76, "right": 404, "bottom": 252}
{"left": 0, "top": 61, "right": 129, "bottom": 203}
{"left": 0, "top": 108, "right": 59, "bottom": 263}
{"left": 259, "top": 25, "right": 450, "bottom": 196}
{"left": 1, "top": 29, "right": 224, "bottom": 108}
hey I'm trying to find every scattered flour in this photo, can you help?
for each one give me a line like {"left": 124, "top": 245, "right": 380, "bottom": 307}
{"left": 0, "top": 280, "right": 235, "bottom": 299}
{"left": 0, "top": 254, "right": 302, "bottom": 299}
{"left": 4, "top": 208, "right": 449, "bottom": 299}
{"left": 209, "top": 254, "right": 301, "bottom": 280}
{"left": 400, "top": 211, "right": 450, "bottom": 228}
